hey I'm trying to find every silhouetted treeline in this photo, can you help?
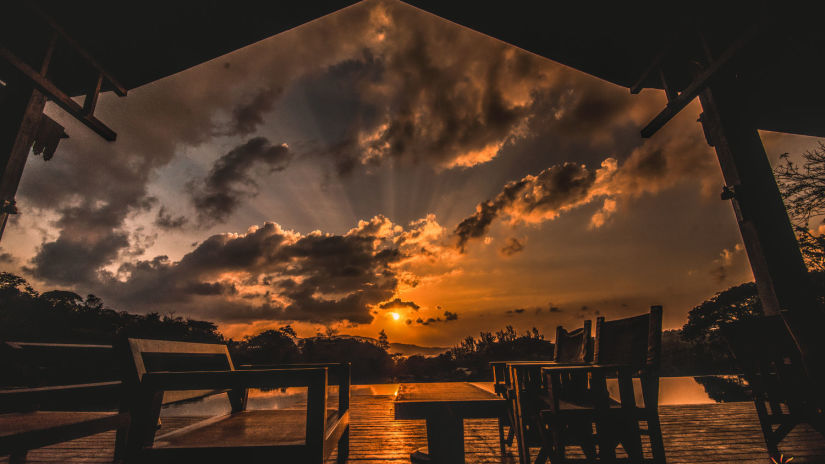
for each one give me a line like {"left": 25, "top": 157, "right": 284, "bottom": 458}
{"left": 400, "top": 326, "right": 555, "bottom": 381}
{"left": 0, "top": 272, "right": 223, "bottom": 344}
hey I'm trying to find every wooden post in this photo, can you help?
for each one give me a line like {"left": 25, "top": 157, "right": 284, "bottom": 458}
{"left": 0, "top": 78, "right": 46, "bottom": 240}
{"left": 698, "top": 74, "right": 825, "bottom": 381}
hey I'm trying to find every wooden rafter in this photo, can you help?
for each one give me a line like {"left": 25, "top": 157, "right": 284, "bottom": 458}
{"left": 0, "top": 46, "right": 116, "bottom": 141}
{"left": 638, "top": 24, "right": 759, "bottom": 138}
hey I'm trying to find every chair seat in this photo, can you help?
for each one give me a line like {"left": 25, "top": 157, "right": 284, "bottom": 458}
{"left": 151, "top": 409, "right": 341, "bottom": 449}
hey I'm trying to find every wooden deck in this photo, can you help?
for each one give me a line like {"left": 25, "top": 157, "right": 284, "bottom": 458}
{"left": 3, "top": 393, "right": 824, "bottom": 463}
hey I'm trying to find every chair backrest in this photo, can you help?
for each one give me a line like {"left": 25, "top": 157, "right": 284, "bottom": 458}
{"left": 553, "top": 320, "right": 592, "bottom": 363}
{"left": 121, "top": 338, "right": 233, "bottom": 405}
{"left": 594, "top": 306, "right": 662, "bottom": 372}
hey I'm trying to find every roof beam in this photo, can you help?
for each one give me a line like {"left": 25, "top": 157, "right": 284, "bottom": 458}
{"left": 640, "top": 24, "right": 758, "bottom": 138}
{"left": 0, "top": 46, "right": 116, "bottom": 141}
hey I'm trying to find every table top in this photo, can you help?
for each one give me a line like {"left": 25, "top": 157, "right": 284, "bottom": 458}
{"left": 394, "top": 382, "right": 506, "bottom": 420}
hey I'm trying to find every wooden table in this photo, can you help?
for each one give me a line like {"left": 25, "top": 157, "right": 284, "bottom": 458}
{"left": 394, "top": 382, "right": 507, "bottom": 464}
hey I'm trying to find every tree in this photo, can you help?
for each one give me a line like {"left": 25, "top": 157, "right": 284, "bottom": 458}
{"left": 377, "top": 329, "right": 389, "bottom": 350}
{"left": 681, "top": 282, "right": 763, "bottom": 343}
{"left": 775, "top": 142, "right": 825, "bottom": 271}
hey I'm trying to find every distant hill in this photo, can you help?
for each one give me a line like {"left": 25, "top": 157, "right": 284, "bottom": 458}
{"left": 304, "top": 334, "right": 448, "bottom": 357}
{"left": 389, "top": 342, "right": 448, "bottom": 357}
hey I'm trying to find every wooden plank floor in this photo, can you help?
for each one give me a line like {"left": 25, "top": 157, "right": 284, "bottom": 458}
{"left": 3, "top": 396, "right": 824, "bottom": 463}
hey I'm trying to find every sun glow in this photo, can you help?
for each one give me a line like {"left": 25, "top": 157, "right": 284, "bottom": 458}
{"left": 390, "top": 312, "right": 401, "bottom": 321}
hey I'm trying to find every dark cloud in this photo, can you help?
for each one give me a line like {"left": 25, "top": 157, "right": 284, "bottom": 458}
{"left": 291, "top": 1, "right": 552, "bottom": 175}
{"left": 190, "top": 137, "right": 293, "bottom": 225}
{"left": 499, "top": 237, "right": 524, "bottom": 256}
{"left": 223, "top": 87, "right": 282, "bottom": 137}
{"left": 154, "top": 206, "right": 188, "bottom": 230}
{"left": 379, "top": 298, "right": 420, "bottom": 311}
{"left": 455, "top": 162, "right": 599, "bottom": 251}
{"left": 415, "top": 310, "right": 459, "bottom": 325}
{"left": 26, "top": 202, "right": 131, "bottom": 286}
{"left": 0, "top": 249, "right": 16, "bottom": 264}
{"left": 40, "top": 215, "right": 444, "bottom": 327}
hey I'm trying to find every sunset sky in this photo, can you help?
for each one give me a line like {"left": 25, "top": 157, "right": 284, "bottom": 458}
{"left": 1, "top": 0, "right": 821, "bottom": 346}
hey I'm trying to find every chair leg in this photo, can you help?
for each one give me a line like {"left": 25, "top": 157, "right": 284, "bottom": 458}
{"left": 337, "top": 426, "right": 350, "bottom": 464}
{"left": 595, "top": 418, "right": 617, "bottom": 463}
{"left": 533, "top": 447, "right": 548, "bottom": 464}
{"left": 9, "top": 451, "right": 27, "bottom": 464}
{"left": 619, "top": 422, "right": 644, "bottom": 464}
{"left": 507, "top": 422, "right": 516, "bottom": 446}
{"left": 113, "top": 423, "right": 129, "bottom": 464}
{"left": 647, "top": 414, "right": 667, "bottom": 464}
{"left": 499, "top": 416, "right": 508, "bottom": 456}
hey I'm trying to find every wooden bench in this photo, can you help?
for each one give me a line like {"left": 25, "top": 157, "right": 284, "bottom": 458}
{"left": 0, "top": 342, "right": 130, "bottom": 464}
{"left": 118, "top": 338, "right": 350, "bottom": 464}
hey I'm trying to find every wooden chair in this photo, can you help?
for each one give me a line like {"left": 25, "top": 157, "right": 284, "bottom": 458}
{"left": 0, "top": 341, "right": 130, "bottom": 464}
{"left": 491, "top": 360, "right": 517, "bottom": 455}
{"left": 117, "top": 338, "right": 350, "bottom": 464}
{"left": 722, "top": 314, "right": 825, "bottom": 460}
{"left": 538, "top": 306, "right": 664, "bottom": 463}
{"left": 506, "top": 320, "right": 593, "bottom": 464}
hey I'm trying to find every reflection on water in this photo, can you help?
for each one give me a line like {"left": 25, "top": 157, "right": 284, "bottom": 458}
{"left": 161, "top": 383, "right": 401, "bottom": 417}
{"left": 604, "top": 376, "right": 747, "bottom": 406}
{"left": 160, "top": 376, "right": 748, "bottom": 416}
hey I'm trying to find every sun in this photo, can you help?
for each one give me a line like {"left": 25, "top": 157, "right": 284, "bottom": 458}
{"left": 390, "top": 312, "right": 401, "bottom": 321}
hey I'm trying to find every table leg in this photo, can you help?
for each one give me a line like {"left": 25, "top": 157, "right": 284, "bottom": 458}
{"left": 425, "top": 409, "right": 464, "bottom": 464}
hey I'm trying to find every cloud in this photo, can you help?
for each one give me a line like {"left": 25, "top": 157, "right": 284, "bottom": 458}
{"left": 452, "top": 114, "right": 716, "bottom": 250}
{"left": 499, "top": 237, "right": 525, "bottom": 256}
{"left": 189, "top": 137, "right": 293, "bottom": 225}
{"left": 31, "top": 214, "right": 451, "bottom": 328}
{"left": 379, "top": 297, "right": 420, "bottom": 311}
{"left": 26, "top": 202, "right": 132, "bottom": 286}
{"left": 290, "top": 1, "right": 557, "bottom": 175}
{"left": 0, "top": 249, "right": 16, "bottom": 265}
{"left": 223, "top": 87, "right": 282, "bottom": 137}
{"left": 415, "top": 310, "right": 459, "bottom": 325}
{"left": 154, "top": 206, "right": 188, "bottom": 230}
{"left": 455, "top": 161, "right": 612, "bottom": 251}
{"left": 709, "top": 244, "right": 745, "bottom": 284}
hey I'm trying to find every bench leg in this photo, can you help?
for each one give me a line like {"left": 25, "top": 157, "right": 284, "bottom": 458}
{"left": 337, "top": 426, "right": 350, "bottom": 463}
{"left": 9, "top": 451, "right": 27, "bottom": 464}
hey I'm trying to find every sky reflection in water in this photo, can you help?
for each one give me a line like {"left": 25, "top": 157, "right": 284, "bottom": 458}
{"left": 160, "top": 376, "right": 746, "bottom": 417}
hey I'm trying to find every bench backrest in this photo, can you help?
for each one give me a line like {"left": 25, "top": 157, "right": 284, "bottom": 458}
{"left": 122, "top": 338, "right": 233, "bottom": 405}
{"left": 553, "top": 319, "right": 592, "bottom": 363}
{"left": 0, "top": 341, "right": 121, "bottom": 412}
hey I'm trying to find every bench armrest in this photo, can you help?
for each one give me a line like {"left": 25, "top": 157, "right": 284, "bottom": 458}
{"left": 240, "top": 362, "right": 350, "bottom": 384}
{"left": 240, "top": 363, "right": 351, "bottom": 412}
